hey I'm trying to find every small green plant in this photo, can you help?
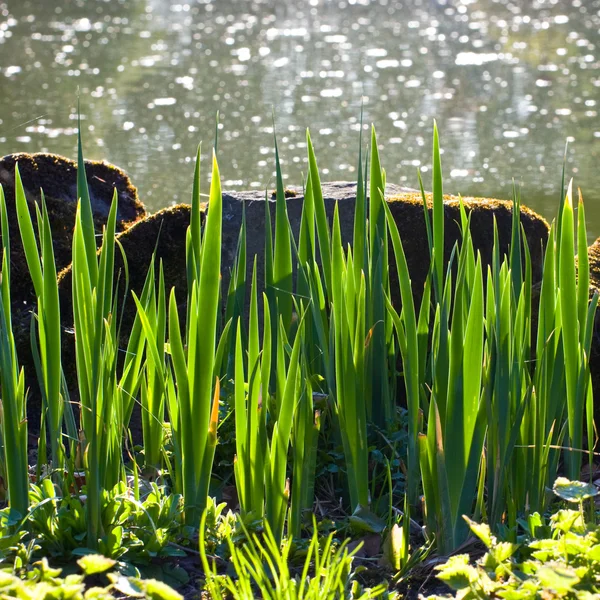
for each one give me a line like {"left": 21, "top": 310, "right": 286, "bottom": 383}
{"left": 426, "top": 478, "right": 600, "bottom": 599}
{"left": 23, "top": 478, "right": 183, "bottom": 564}
{"left": 200, "top": 512, "right": 389, "bottom": 600}
{"left": 0, "top": 554, "right": 182, "bottom": 599}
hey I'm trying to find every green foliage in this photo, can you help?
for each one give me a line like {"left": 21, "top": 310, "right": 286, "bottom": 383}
{"left": 233, "top": 259, "right": 308, "bottom": 543}
{"left": 426, "top": 479, "right": 600, "bottom": 600}
{"left": 0, "top": 109, "right": 598, "bottom": 596}
{"left": 24, "top": 479, "right": 183, "bottom": 562}
{"left": 200, "top": 516, "right": 388, "bottom": 600}
{"left": 0, "top": 184, "right": 29, "bottom": 518}
{"left": 164, "top": 149, "right": 224, "bottom": 525}
{"left": 0, "top": 555, "right": 182, "bottom": 599}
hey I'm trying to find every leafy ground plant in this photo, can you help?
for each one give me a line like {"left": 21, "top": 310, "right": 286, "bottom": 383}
{"left": 426, "top": 478, "right": 600, "bottom": 599}
{"left": 0, "top": 553, "right": 181, "bottom": 599}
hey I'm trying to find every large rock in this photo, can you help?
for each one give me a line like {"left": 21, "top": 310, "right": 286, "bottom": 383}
{"left": 55, "top": 182, "right": 549, "bottom": 385}
{"left": 0, "top": 152, "right": 145, "bottom": 314}
{"left": 56, "top": 203, "right": 191, "bottom": 357}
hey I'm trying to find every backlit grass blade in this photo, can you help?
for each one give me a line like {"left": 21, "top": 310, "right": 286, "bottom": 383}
{"left": 39, "top": 195, "right": 63, "bottom": 472}
{"left": 194, "top": 150, "right": 222, "bottom": 487}
{"left": 266, "top": 311, "right": 305, "bottom": 543}
{"left": 273, "top": 128, "right": 293, "bottom": 331}
{"left": 132, "top": 261, "right": 167, "bottom": 469}
{"left": 298, "top": 168, "right": 314, "bottom": 265}
{"left": 290, "top": 350, "right": 320, "bottom": 538}
{"left": 382, "top": 199, "right": 420, "bottom": 505}
{"left": 577, "top": 191, "right": 589, "bottom": 346}
{"left": 367, "top": 129, "right": 392, "bottom": 429}
{"left": 369, "top": 126, "right": 385, "bottom": 262}
{"left": 509, "top": 181, "right": 523, "bottom": 296}
{"left": 167, "top": 287, "right": 193, "bottom": 505}
{"left": 353, "top": 111, "right": 366, "bottom": 282}
{"left": 14, "top": 168, "right": 63, "bottom": 473}
{"left": 118, "top": 257, "right": 155, "bottom": 426}
{"left": 14, "top": 165, "right": 42, "bottom": 294}
{"left": 224, "top": 202, "right": 246, "bottom": 333}
{"left": 307, "top": 130, "right": 332, "bottom": 298}
{"left": 233, "top": 258, "right": 267, "bottom": 520}
{"left": 233, "top": 320, "right": 248, "bottom": 513}
{"left": 555, "top": 140, "right": 569, "bottom": 272}
{"left": 190, "top": 144, "right": 202, "bottom": 280}
{"left": 0, "top": 187, "right": 29, "bottom": 517}
{"left": 71, "top": 127, "right": 122, "bottom": 549}
{"left": 76, "top": 108, "right": 98, "bottom": 285}
{"left": 417, "top": 170, "right": 433, "bottom": 257}
{"left": 166, "top": 149, "right": 223, "bottom": 525}
{"left": 431, "top": 121, "right": 444, "bottom": 303}
{"left": 559, "top": 180, "right": 581, "bottom": 478}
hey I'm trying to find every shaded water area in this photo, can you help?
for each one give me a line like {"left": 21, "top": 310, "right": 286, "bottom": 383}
{"left": 1, "top": 0, "right": 599, "bottom": 236}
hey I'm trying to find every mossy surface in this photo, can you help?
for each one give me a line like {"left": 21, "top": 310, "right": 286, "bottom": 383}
{"left": 589, "top": 236, "right": 600, "bottom": 294}
{"left": 57, "top": 203, "right": 191, "bottom": 338}
{"left": 385, "top": 192, "right": 549, "bottom": 305}
{"left": 0, "top": 152, "right": 145, "bottom": 313}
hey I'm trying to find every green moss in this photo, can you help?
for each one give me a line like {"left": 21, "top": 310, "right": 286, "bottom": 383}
{"left": 271, "top": 187, "right": 298, "bottom": 199}
{"left": 588, "top": 237, "right": 600, "bottom": 294}
{"left": 586, "top": 236, "right": 600, "bottom": 427}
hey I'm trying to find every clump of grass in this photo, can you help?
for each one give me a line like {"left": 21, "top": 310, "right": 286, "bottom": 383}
{"left": 199, "top": 514, "right": 388, "bottom": 600}
{"left": 0, "top": 184, "right": 29, "bottom": 519}
{"left": 0, "top": 106, "right": 597, "bottom": 598}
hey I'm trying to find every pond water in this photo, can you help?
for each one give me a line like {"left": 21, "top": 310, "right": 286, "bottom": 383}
{"left": 1, "top": 0, "right": 600, "bottom": 237}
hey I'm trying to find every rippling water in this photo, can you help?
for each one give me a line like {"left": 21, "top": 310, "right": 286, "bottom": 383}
{"left": 1, "top": 0, "right": 599, "bottom": 236}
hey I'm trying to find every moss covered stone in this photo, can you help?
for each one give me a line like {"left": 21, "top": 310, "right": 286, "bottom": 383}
{"left": 56, "top": 183, "right": 551, "bottom": 353}
{"left": 56, "top": 203, "right": 191, "bottom": 360}
{"left": 0, "top": 152, "right": 145, "bottom": 313}
{"left": 51, "top": 183, "right": 550, "bottom": 439}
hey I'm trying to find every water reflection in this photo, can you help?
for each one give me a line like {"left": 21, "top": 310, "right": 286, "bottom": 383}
{"left": 1, "top": 0, "right": 599, "bottom": 235}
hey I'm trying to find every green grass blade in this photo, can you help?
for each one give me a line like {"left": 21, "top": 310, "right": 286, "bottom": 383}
{"left": 307, "top": 130, "right": 332, "bottom": 298}
{"left": 76, "top": 108, "right": 98, "bottom": 285}
{"left": 14, "top": 164, "right": 42, "bottom": 296}
{"left": 273, "top": 127, "right": 293, "bottom": 331}
{"left": 431, "top": 121, "right": 444, "bottom": 303}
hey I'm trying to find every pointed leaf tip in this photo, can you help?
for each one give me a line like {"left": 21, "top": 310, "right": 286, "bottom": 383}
{"left": 565, "top": 179, "right": 574, "bottom": 208}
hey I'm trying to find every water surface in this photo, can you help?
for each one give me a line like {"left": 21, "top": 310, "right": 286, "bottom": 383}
{"left": 1, "top": 0, "right": 599, "bottom": 236}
